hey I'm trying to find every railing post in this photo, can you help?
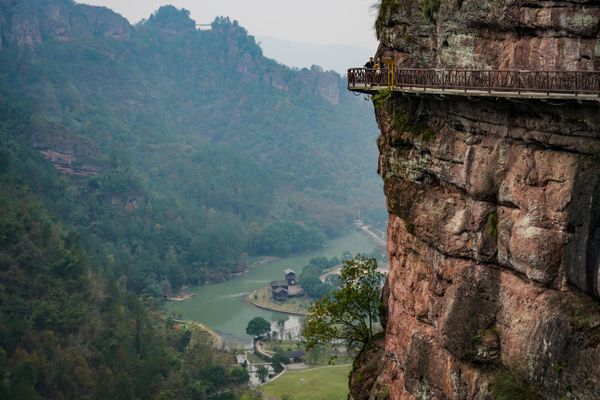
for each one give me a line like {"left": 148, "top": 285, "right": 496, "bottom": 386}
{"left": 385, "top": 59, "right": 395, "bottom": 89}
{"left": 441, "top": 69, "right": 445, "bottom": 91}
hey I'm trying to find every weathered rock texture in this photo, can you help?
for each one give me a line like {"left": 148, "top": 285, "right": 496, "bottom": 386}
{"left": 350, "top": 1, "right": 600, "bottom": 399}
{"left": 0, "top": 0, "right": 132, "bottom": 49}
{"left": 32, "top": 121, "right": 102, "bottom": 176}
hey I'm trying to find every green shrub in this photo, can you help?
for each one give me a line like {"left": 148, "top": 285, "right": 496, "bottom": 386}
{"left": 490, "top": 368, "right": 540, "bottom": 400}
{"left": 391, "top": 109, "right": 411, "bottom": 131}
{"left": 580, "top": 151, "right": 600, "bottom": 162}
{"left": 390, "top": 105, "right": 434, "bottom": 142}
{"left": 372, "top": 88, "right": 393, "bottom": 109}
{"left": 375, "top": 387, "right": 390, "bottom": 400}
{"left": 487, "top": 211, "right": 498, "bottom": 240}
{"left": 421, "top": 0, "right": 441, "bottom": 22}
{"left": 417, "top": 126, "right": 435, "bottom": 142}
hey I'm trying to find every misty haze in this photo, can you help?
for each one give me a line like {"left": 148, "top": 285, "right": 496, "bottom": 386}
{"left": 2, "top": 1, "right": 600, "bottom": 400}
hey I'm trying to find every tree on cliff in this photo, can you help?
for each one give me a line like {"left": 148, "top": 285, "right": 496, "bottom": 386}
{"left": 304, "top": 255, "right": 384, "bottom": 350}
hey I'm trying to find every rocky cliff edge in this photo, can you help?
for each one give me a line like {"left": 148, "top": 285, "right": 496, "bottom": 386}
{"left": 350, "top": 1, "right": 600, "bottom": 399}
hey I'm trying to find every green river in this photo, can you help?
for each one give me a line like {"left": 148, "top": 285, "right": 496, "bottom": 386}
{"left": 164, "top": 230, "right": 377, "bottom": 348}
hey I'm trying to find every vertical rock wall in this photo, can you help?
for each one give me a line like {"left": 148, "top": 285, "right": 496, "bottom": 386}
{"left": 351, "top": 1, "right": 600, "bottom": 399}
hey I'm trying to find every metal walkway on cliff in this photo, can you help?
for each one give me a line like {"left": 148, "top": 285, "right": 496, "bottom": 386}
{"left": 347, "top": 67, "right": 600, "bottom": 102}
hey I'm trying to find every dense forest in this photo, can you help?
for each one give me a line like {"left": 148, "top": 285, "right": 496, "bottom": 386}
{"left": 0, "top": 0, "right": 382, "bottom": 296}
{"left": 0, "top": 91, "right": 256, "bottom": 399}
{"left": 0, "top": 1, "right": 381, "bottom": 397}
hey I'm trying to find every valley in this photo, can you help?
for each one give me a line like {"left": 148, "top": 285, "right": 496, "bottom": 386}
{"left": 164, "top": 230, "right": 378, "bottom": 347}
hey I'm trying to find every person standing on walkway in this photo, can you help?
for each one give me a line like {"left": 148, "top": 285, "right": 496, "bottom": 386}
{"left": 374, "top": 57, "right": 383, "bottom": 74}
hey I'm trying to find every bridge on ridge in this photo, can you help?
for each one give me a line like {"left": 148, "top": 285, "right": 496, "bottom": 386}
{"left": 347, "top": 68, "right": 600, "bottom": 102}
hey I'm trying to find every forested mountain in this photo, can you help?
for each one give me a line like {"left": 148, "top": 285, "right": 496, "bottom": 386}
{"left": 0, "top": 0, "right": 382, "bottom": 296}
{"left": 0, "top": 91, "right": 255, "bottom": 399}
{"left": 0, "top": 2, "right": 380, "bottom": 397}
{"left": 0, "top": 1, "right": 381, "bottom": 398}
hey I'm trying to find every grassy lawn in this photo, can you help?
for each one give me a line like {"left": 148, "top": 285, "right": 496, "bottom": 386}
{"left": 262, "top": 340, "right": 303, "bottom": 354}
{"left": 259, "top": 365, "right": 352, "bottom": 400}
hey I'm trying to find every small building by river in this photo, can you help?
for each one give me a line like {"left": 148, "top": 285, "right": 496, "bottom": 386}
{"left": 270, "top": 269, "right": 304, "bottom": 302}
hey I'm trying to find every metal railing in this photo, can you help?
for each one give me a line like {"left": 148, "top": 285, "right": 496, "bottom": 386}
{"left": 348, "top": 68, "right": 600, "bottom": 96}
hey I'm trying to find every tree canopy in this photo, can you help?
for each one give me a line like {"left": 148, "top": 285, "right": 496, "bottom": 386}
{"left": 0, "top": 174, "right": 251, "bottom": 399}
{"left": 304, "top": 255, "right": 384, "bottom": 350}
{"left": 256, "top": 365, "right": 269, "bottom": 383}
{"left": 246, "top": 317, "right": 271, "bottom": 340}
{"left": 298, "top": 256, "right": 340, "bottom": 298}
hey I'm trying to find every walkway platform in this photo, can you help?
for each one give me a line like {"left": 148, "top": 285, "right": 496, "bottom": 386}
{"left": 347, "top": 68, "right": 600, "bottom": 103}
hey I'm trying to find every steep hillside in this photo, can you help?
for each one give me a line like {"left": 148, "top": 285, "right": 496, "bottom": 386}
{"left": 0, "top": 1, "right": 382, "bottom": 398}
{"left": 351, "top": 1, "right": 600, "bottom": 399}
{"left": 0, "top": 1, "right": 383, "bottom": 295}
{"left": 0, "top": 92, "right": 252, "bottom": 399}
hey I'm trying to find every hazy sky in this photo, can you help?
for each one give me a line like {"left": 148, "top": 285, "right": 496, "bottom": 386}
{"left": 82, "top": 0, "right": 380, "bottom": 50}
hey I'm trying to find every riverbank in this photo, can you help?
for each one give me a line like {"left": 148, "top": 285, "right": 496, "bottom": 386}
{"left": 247, "top": 286, "right": 310, "bottom": 316}
{"left": 172, "top": 318, "right": 226, "bottom": 350}
{"left": 359, "top": 224, "right": 386, "bottom": 248}
{"left": 164, "top": 231, "right": 377, "bottom": 345}
{"left": 166, "top": 287, "right": 194, "bottom": 301}
{"left": 253, "top": 256, "right": 281, "bottom": 266}
{"left": 166, "top": 293, "right": 193, "bottom": 301}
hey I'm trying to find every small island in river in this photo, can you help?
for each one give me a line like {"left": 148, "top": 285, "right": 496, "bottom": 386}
{"left": 247, "top": 286, "right": 311, "bottom": 316}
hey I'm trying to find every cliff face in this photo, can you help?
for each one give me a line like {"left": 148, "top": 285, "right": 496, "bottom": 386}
{"left": 31, "top": 121, "right": 102, "bottom": 176}
{"left": 0, "top": 0, "right": 131, "bottom": 49}
{"left": 351, "top": 1, "right": 600, "bottom": 399}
